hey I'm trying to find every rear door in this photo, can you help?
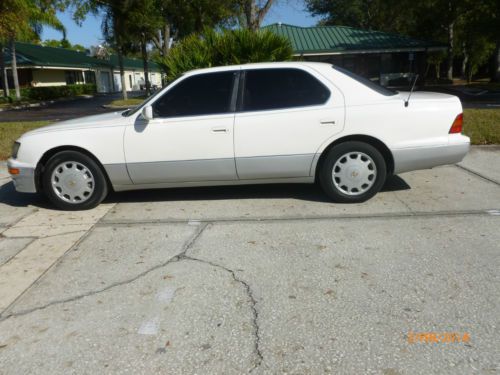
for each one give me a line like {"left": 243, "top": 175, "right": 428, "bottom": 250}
{"left": 234, "top": 67, "right": 344, "bottom": 179}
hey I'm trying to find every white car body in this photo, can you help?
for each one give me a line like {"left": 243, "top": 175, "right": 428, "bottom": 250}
{"left": 8, "top": 62, "right": 470, "bottom": 195}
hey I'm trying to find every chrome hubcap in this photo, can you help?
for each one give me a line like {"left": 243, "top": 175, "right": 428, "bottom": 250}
{"left": 51, "top": 161, "right": 95, "bottom": 204}
{"left": 332, "top": 152, "right": 377, "bottom": 196}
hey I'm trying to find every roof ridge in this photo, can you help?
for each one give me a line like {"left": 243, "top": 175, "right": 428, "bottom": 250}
{"left": 15, "top": 41, "right": 87, "bottom": 54}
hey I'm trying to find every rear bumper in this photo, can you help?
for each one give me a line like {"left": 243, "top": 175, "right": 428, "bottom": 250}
{"left": 7, "top": 159, "right": 37, "bottom": 193}
{"left": 393, "top": 135, "right": 470, "bottom": 174}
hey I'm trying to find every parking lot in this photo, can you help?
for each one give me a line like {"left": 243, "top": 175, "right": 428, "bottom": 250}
{"left": 0, "top": 146, "right": 499, "bottom": 374}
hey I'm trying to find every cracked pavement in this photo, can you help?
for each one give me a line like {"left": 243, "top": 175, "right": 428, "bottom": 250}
{"left": 0, "top": 146, "right": 499, "bottom": 374}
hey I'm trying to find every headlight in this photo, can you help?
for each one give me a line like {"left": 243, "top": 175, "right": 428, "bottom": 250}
{"left": 12, "top": 142, "right": 20, "bottom": 159}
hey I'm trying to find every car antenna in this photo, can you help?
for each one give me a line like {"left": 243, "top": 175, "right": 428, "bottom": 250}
{"left": 405, "top": 74, "right": 419, "bottom": 107}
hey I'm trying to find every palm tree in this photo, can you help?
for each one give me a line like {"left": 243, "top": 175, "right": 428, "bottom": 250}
{"left": 0, "top": 0, "right": 65, "bottom": 100}
{"left": 101, "top": 0, "right": 138, "bottom": 100}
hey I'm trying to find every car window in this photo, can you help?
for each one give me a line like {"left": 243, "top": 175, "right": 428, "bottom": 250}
{"left": 153, "top": 71, "right": 236, "bottom": 118}
{"left": 332, "top": 65, "right": 398, "bottom": 96}
{"left": 242, "top": 68, "right": 330, "bottom": 111}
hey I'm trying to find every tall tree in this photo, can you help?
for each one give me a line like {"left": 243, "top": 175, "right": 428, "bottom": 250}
{"left": 126, "top": 0, "right": 163, "bottom": 95}
{"left": 75, "top": 0, "right": 137, "bottom": 99}
{"left": 305, "top": 0, "right": 415, "bottom": 33}
{"left": 101, "top": 0, "right": 133, "bottom": 100}
{"left": 0, "top": 0, "right": 65, "bottom": 99}
{"left": 305, "top": 0, "right": 496, "bottom": 80}
{"left": 240, "top": 0, "right": 276, "bottom": 31}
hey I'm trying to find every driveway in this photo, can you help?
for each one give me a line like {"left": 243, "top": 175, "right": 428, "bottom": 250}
{"left": 0, "top": 91, "right": 144, "bottom": 123}
{"left": 423, "top": 85, "right": 500, "bottom": 109}
{"left": 0, "top": 147, "right": 499, "bottom": 374}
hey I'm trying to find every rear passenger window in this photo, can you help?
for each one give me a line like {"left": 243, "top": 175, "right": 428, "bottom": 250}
{"left": 242, "top": 68, "right": 330, "bottom": 111}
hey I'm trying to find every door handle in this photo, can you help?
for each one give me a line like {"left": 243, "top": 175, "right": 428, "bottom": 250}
{"left": 211, "top": 127, "right": 228, "bottom": 133}
{"left": 320, "top": 120, "right": 336, "bottom": 125}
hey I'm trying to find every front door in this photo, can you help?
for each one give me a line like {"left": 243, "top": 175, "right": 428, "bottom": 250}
{"left": 124, "top": 70, "right": 238, "bottom": 184}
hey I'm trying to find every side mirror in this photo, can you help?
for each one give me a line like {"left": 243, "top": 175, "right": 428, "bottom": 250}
{"left": 141, "top": 105, "right": 153, "bottom": 121}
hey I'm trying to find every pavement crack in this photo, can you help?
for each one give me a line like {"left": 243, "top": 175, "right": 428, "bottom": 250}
{"left": 0, "top": 222, "right": 208, "bottom": 322}
{"left": 393, "top": 192, "right": 414, "bottom": 213}
{"left": 184, "top": 255, "right": 264, "bottom": 372}
{"left": 455, "top": 164, "right": 500, "bottom": 186}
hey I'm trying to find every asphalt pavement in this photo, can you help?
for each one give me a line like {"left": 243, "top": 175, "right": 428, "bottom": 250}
{"left": 0, "top": 91, "right": 145, "bottom": 122}
{"left": 0, "top": 147, "right": 499, "bottom": 374}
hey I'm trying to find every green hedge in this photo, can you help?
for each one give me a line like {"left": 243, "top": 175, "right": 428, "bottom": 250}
{"left": 18, "top": 84, "right": 97, "bottom": 101}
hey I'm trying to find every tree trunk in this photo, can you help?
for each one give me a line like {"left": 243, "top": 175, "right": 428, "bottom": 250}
{"left": 163, "top": 24, "right": 170, "bottom": 57}
{"left": 244, "top": 0, "right": 258, "bottom": 31}
{"left": 10, "top": 38, "right": 21, "bottom": 100}
{"left": 117, "top": 51, "right": 128, "bottom": 100}
{"left": 0, "top": 43, "right": 9, "bottom": 97}
{"left": 244, "top": 0, "right": 275, "bottom": 31}
{"left": 492, "top": 43, "right": 500, "bottom": 82}
{"left": 141, "top": 37, "right": 150, "bottom": 96}
{"left": 461, "top": 49, "right": 468, "bottom": 80}
{"left": 446, "top": 21, "right": 454, "bottom": 81}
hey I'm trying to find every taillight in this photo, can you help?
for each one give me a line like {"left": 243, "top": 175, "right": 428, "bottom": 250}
{"left": 449, "top": 113, "right": 463, "bottom": 134}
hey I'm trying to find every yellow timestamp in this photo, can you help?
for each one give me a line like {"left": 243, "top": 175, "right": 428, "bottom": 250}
{"left": 407, "top": 332, "right": 470, "bottom": 344}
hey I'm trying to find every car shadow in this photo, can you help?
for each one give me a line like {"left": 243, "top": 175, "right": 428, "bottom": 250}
{"left": 104, "top": 175, "right": 411, "bottom": 204}
{"left": 0, "top": 181, "right": 49, "bottom": 208}
{"left": 0, "top": 175, "right": 410, "bottom": 208}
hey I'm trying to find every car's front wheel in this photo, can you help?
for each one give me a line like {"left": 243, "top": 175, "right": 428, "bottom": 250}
{"left": 42, "top": 150, "right": 108, "bottom": 210}
{"left": 319, "top": 141, "right": 387, "bottom": 203}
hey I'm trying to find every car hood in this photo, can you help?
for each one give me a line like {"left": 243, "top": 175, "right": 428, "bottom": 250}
{"left": 21, "top": 111, "right": 129, "bottom": 137}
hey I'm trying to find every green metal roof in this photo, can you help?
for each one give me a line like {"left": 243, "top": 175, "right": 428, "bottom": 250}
{"left": 6, "top": 42, "right": 110, "bottom": 69}
{"left": 108, "top": 55, "right": 161, "bottom": 72}
{"left": 263, "top": 23, "right": 445, "bottom": 55}
{"left": 4, "top": 42, "right": 161, "bottom": 72}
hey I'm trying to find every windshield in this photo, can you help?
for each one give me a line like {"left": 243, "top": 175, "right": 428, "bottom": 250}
{"left": 122, "top": 75, "right": 186, "bottom": 117}
{"left": 332, "top": 65, "right": 398, "bottom": 97}
{"left": 122, "top": 88, "right": 166, "bottom": 117}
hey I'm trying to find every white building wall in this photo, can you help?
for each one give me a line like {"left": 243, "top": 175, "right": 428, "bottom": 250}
{"left": 32, "top": 69, "right": 66, "bottom": 87}
{"left": 112, "top": 69, "right": 163, "bottom": 92}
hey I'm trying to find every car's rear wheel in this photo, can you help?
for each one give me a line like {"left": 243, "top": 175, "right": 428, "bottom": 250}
{"left": 42, "top": 151, "right": 108, "bottom": 210}
{"left": 319, "top": 141, "right": 386, "bottom": 203}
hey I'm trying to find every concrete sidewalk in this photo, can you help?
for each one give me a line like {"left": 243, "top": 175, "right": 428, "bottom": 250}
{"left": 0, "top": 147, "right": 499, "bottom": 374}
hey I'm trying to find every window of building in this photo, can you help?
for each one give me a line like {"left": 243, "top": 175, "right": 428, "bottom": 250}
{"left": 84, "top": 70, "right": 96, "bottom": 84}
{"left": 65, "top": 70, "right": 84, "bottom": 85}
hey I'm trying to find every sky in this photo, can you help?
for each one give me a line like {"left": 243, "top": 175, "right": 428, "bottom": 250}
{"left": 41, "top": 0, "right": 321, "bottom": 48}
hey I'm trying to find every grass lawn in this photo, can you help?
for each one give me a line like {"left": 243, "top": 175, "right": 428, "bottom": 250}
{"left": 463, "top": 109, "right": 500, "bottom": 144}
{"left": 109, "top": 96, "right": 146, "bottom": 107}
{"left": 0, "top": 121, "right": 50, "bottom": 159}
{"left": 0, "top": 109, "right": 498, "bottom": 160}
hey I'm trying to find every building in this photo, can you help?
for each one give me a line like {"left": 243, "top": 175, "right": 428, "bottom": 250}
{"left": 265, "top": 23, "right": 446, "bottom": 86}
{"left": 2, "top": 42, "right": 163, "bottom": 93}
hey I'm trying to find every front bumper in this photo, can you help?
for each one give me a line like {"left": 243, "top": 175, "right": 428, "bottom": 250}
{"left": 392, "top": 135, "right": 470, "bottom": 174}
{"left": 7, "top": 158, "right": 37, "bottom": 193}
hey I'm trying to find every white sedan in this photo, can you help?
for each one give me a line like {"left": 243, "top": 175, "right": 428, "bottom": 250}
{"left": 8, "top": 62, "right": 470, "bottom": 210}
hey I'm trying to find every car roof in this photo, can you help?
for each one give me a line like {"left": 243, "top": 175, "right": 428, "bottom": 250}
{"left": 188, "top": 61, "right": 332, "bottom": 74}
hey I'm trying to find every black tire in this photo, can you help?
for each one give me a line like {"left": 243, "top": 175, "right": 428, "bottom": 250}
{"left": 319, "top": 141, "right": 387, "bottom": 203}
{"left": 42, "top": 150, "right": 108, "bottom": 210}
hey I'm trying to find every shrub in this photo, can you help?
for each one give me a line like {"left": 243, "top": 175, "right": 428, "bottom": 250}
{"left": 16, "top": 84, "right": 97, "bottom": 101}
{"left": 158, "top": 28, "right": 294, "bottom": 82}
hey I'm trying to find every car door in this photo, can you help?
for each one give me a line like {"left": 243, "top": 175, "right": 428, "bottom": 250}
{"left": 234, "top": 67, "right": 345, "bottom": 179}
{"left": 124, "top": 70, "right": 239, "bottom": 184}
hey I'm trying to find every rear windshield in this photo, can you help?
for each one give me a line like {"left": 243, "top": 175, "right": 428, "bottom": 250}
{"left": 332, "top": 65, "right": 398, "bottom": 96}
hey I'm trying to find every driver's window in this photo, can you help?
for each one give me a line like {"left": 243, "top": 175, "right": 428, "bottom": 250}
{"left": 153, "top": 71, "right": 236, "bottom": 118}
